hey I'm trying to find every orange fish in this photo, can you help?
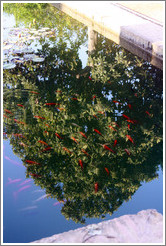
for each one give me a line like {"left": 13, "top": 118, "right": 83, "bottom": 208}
{"left": 79, "top": 131, "right": 87, "bottom": 139}
{"left": 126, "top": 119, "right": 135, "bottom": 124}
{"left": 17, "top": 104, "right": 24, "bottom": 108}
{"left": 93, "top": 115, "right": 98, "bottom": 119}
{"left": 55, "top": 133, "right": 63, "bottom": 139}
{"left": 81, "top": 149, "right": 90, "bottom": 157}
{"left": 38, "top": 140, "right": 49, "bottom": 146}
{"left": 41, "top": 146, "right": 52, "bottom": 152}
{"left": 103, "top": 145, "right": 115, "bottom": 153}
{"left": 108, "top": 125, "right": 117, "bottom": 131}
{"left": 57, "top": 107, "right": 64, "bottom": 111}
{"left": 34, "top": 116, "right": 45, "bottom": 120}
{"left": 79, "top": 160, "right": 83, "bottom": 170}
{"left": 30, "top": 173, "right": 41, "bottom": 178}
{"left": 124, "top": 149, "right": 131, "bottom": 155}
{"left": 128, "top": 124, "right": 131, "bottom": 130}
{"left": 145, "top": 111, "right": 151, "bottom": 117}
{"left": 5, "top": 109, "right": 13, "bottom": 114}
{"left": 113, "top": 100, "right": 121, "bottom": 104}
{"left": 94, "top": 129, "right": 102, "bottom": 135}
{"left": 71, "top": 98, "right": 78, "bottom": 101}
{"left": 30, "top": 91, "right": 39, "bottom": 94}
{"left": 44, "top": 131, "right": 49, "bottom": 135}
{"left": 122, "top": 114, "right": 130, "bottom": 120}
{"left": 104, "top": 167, "right": 109, "bottom": 175}
{"left": 113, "top": 140, "right": 117, "bottom": 147}
{"left": 25, "top": 160, "right": 40, "bottom": 165}
{"left": 62, "top": 147, "right": 72, "bottom": 154}
{"left": 56, "top": 90, "right": 62, "bottom": 93}
{"left": 126, "top": 135, "right": 134, "bottom": 144}
{"left": 95, "top": 182, "right": 98, "bottom": 193}
{"left": 45, "top": 103, "right": 59, "bottom": 106}
{"left": 71, "top": 137, "right": 79, "bottom": 144}
{"left": 45, "top": 123, "right": 50, "bottom": 127}
{"left": 14, "top": 119, "right": 25, "bottom": 125}
{"left": 91, "top": 95, "right": 96, "bottom": 100}
{"left": 3, "top": 114, "right": 9, "bottom": 119}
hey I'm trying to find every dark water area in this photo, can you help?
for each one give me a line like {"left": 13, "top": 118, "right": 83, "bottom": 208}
{"left": 3, "top": 3, "right": 163, "bottom": 243}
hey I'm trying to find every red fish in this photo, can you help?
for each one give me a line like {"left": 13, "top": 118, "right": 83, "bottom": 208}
{"left": 128, "top": 124, "right": 131, "bottom": 130}
{"left": 122, "top": 114, "right": 130, "bottom": 120}
{"left": 95, "top": 182, "right": 98, "bottom": 193}
{"left": 93, "top": 115, "right": 98, "bottom": 119}
{"left": 79, "top": 131, "right": 87, "bottom": 139}
{"left": 56, "top": 90, "right": 62, "bottom": 93}
{"left": 103, "top": 145, "right": 115, "bottom": 153}
{"left": 124, "top": 149, "right": 131, "bottom": 155}
{"left": 113, "top": 100, "right": 121, "bottom": 105}
{"left": 3, "top": 114, "right": 9, "bottom": 119}
{"left": 126, "top": 119, "right": 135, "bottom": 124}
{"left": 38, "top": 140, "right": 49, "bottom": 146}
{"left": 30, "top": 173, "right": 41, "bottom": 178}
{"left": 128, "top": 104, "right": 132, "bottom": 109}
{"left": 91, "top": 95, "right": 96, "bottom": 100}
{"left": 71, "top": 98, "right": 78, "bottom": 101}
{"left": 5, "top": 109, "right": 13, "bottom": 114}
{"left": 126, "top": 135, "right": 134, "bottom": 144}
{"left": 113, "top": 140, "right": 117, "bottom": 147}
{"left": 55, "top": 133, "right": 63, "bottom": 139}
{"left": 81, "top": 149, "right": 90, "bottom": 157}
{"left": 104, "top": 167, "right": 109, "bottom": 175}
{"left": 79, "top": 160, "right": 83, "bottom": 170}
{"left": 30, "top": 91, "right": 39, "bottom": 94}
{"left": 108, "top": 125, "right": 117, "bottom": 131}
{"left": 89, "top": 76, "right": 92, "bottom": 80}
{"left": 45, "top": 123, "right": 50, "bottom": 127}
{"left": 94, "top": 129, "right": 102, "bottom": 136}
{"left": 34, "top": 116, "right": 45, "bottom": 120}
{"left": 41, "top": 146, "right": 52, "bottom": 152}
{"left": 45, "top": 103, "right": 59, "bottom": 106}
{"left": 14, "top": 119, "right": 25, "bottom": 124}
{"left": 25, "top": 160, "right": 40, "bottom": 165}
{"left": 17, "top": 104, "right": 24, "bottom": 108}
{"left": 62, "top": 147, "right": 72, "bottom": 154}
{"left": 57, "top": 107, "right": 64, "bottom": 111}
{"left": 44, "top": 131, "right": 49, "bottom": 135}
{"left": 145, "top": 111, "right": 151, "bottom": 117}
{"left": 71, "top": 137, "right": 79, "bottom": 144}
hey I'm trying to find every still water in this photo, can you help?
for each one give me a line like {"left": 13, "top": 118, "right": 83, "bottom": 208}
{"left": 3, "top": 3, "right": 163, "bottom": 243}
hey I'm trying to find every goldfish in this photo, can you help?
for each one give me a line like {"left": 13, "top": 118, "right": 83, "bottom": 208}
{"left": 38, "top": 140, "right": 49, "bottom": 146}
{"left": 71, "top": 137, "right": 79, "bottom": 144}
{"left": 3, "top": 114, "right": 9, "bottom": 119}
{"left": 56, "top": 90, "right": 62, "bottom": 93}
{"left": 55, "top": 133, "right": 63, "bottom": 139}
{"left": 145, "top": 111, "right": 151, "bottom": 117}
{"left": 30, "top": 173, "right": 41, "bottom": 178}
{"left": 79, "top": 160, "right": 83, "bottom": 170}
{"left": 71, "top": 98, "right": 78, "bottom": 101}
{"left": 128, "top": 124, "right": 131, "bottom": 130}
{"left": 122, "top": 114, "right": 130, "bottom": 120}
{"left": 79, "top": 131, "right": 87, "bottom": 139}
{"left": 93, "top": 115, "right": 98, "bottom": 119}
{"left": 104, "top": 167, "right": 109, "bottom": 175}
{"left": 113, "top": 140, "right": 117, "bottom": 147}
{"left": 45, "top": 123, "right": 50, "bottom": 127}
{"left": 14, "top": 119, "right": 25, "bottom": 124}
{"left": 126, "top": 135, "right": 134, "bottom": 144}
{"left": 95, "top": 182, "right": 98, "bottom": 193}
{"left": 34, "top": 116, "right": 45, "bottom": 120}
{"left": 128, "top": 104, "right": 132, "bottom": 109}
{"left": 113, "top": 100, "right": 121, "bottom": 104}
{"left": 91, "top": 95, "right": 96, "bottom": 100}
{"left": 81, "top": 149, "right": 90, "bottom": 157}
{"left": 30, "top": 91, "right": 39, "bottom": 94}
{"left": 5, "top": 109, "right": 13, "bottom": 114}
{"left": 17, "top": 104, "right": 24, "bottom": 107}
{"left": 94, "top": 129, "right": 102, "bottom": 135}
{"left": 103, "top": 145, "right": 115, "bottom": 153}
{"left": 25, "top": 160, "right": 41, "bottom": 165}
{"left": 62, "top": 147, "right": 72, "bottom": 154}
{"left": 45, "top": 103, "right": 59, "bottom": 106}
{"left": 108, "top": 125, "right": 117, "bottom": 131}
{"left": 126, "top": 119, "right": 135, "bottom": 124}
{"left": 124, "top": 149, "right": 131, "bottom": 155}
{"left": 41, "top": 146, "right": 52, "bottom": 152}
{"left": 57, "top": 107, "right": 64, "bottom": 111}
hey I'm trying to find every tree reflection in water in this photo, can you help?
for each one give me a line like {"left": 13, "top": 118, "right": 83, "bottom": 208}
{"left": 3, "top": 3, "right": 163, "bottom": 224}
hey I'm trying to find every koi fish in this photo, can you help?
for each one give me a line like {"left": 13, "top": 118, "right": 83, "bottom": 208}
{"left": 71, "top": 137, "right": 79, "bottom": 144}
{"left": 113, "top": 100, "right": 121, "bottom": 104}
{"left": 103, "top": 145, "right": 115, "bottom": 153}
{"left": 124, "top": 149, "right": 131, "bottom": 155}
{"left": 94, "top": 129, "right": 102, "bottom": 135}
{"left": 30, "top": 173, "right": 41, "bottom": 178}
{"left": 3, "top": 114, "right": 9, "bottom": 119}
{"left": 45, "top": 103, "right": 59, "bottom": 106}
{"left": 4, "top": 156, "right": 23, "bottom": 167}
{"left": 33, "top": 194, "right": 50, "bottom": 203}
{"left": 17, "top": 104, "right": 24, "bottom": 107}
{"left": 126, "top": 135, "right": 134, "bottom": 144}
{"left": 57, "top": 107, "right": 64, "bottom": 111}
{"left": 53, "top": 200, "right": 66, "bottom": 206}
{"left": 81, "top": 149, "right": 90, "bottom": 157}
{"left": 128, "top": 104, "right": 132, "bottom": 109}
{"left": 6, "top": 178, "right": 22, "bottom": 186}
{"left": 104, "top": 167, "right": 109, "bottom": 176}
{"left": 113, "top": 140, "right": 117, "bottom": 147}
{"left": 79, "top": 131, "right": 87, "bottom": 139}
{"left": 5, "top": 109, "right": 13, "bottom": 114}
{"left": 79, "top": 160, "right": 83, "bottom": 170}
{"left": 56, "top": 90, "right": 62, "bottom": 93}
{"left": 145, "top": 111, "right": 151, "bottom": 117}
{"left": 108, "top": 125, "right": 117, "bottom": 131}
{"left": 18, "top": 179, "right": 32, "bottom": 186}
{"left": 95, "top": 182, "right": 98, "bottom": 193}
{"left": 14, "top": 119, "right": 25, "bottom": 125}
{"left": 128, "top": 124, "right": 131, "bottom": 130}
{"left": 38, "top": 140, "right": 49, "bottom": 146}
{"left": 45, "top": 124, "right": 50, "bottom": 127}
{"left": 30, "top": 91, "right": 39, "bottom": 94}
{"left": 25, "top": 160, "right": 41, "bottom": 165}
{"left": 62, "top": 147, "right": 72, "bottom": 154}
{"left": 34, "top": 116, "right": 45, "bottom": 120}
{"left": 122, "top": 114, "right": 130, "bottom": 120}
{"left": 41, "top": 146, "right": 52, "bottom": 152}
{"left": 93, "top": 115, "right": 98, "bottom": 119}
{"left": 55, "top": 133, "right": 63, "bottom": 139}
{"left": 126, "top": 119, "right": 135, "bottom": 124}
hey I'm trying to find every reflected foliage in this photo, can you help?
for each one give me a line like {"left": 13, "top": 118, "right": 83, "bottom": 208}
{"left": 3, "top": 4, "right": 163, "bottom": 224}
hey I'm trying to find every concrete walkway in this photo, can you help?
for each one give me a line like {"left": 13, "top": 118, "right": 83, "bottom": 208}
{"left": 52, "top": 1, "right": 164, "bottom": 70}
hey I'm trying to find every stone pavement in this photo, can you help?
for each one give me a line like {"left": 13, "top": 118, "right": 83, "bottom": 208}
{"left": 52, "top": 1, "right": 164, "bottom": 70}
{"left": 32, "top": 209, "right": 163, "bottom": 243}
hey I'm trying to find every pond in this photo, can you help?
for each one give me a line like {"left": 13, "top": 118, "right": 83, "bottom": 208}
{"left": 2, "top": 3, "right": 163, "bottom": 243}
